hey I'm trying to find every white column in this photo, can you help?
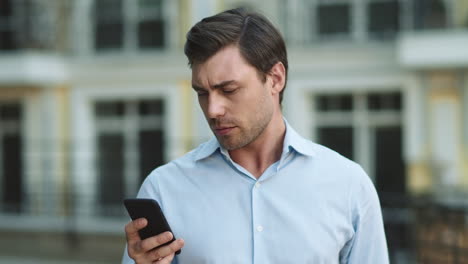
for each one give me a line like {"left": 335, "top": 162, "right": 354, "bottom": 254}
{"left": 125, "top": 0, "right": 137, "bottom": 52}
{"left": 353, "top": 0, "right": 366, "bottom": 42}
{"left": 24, "top": 92, "right": 43, "bottom": 214}
{"left": 38, "top": 87, "right": 62, "bottom": 215}
{"left": 70, "top": 88, "right": 96, "bottom": 217}
{"left": 167, "top": 83, "right": 185, "bottom": 160}
{"left": 283, "top": 80, "right": 312, "bottom": 140}
{"left": 400, "top": 0, "right": 414, "bottom": 31}
{"left": 403, "top": 72, "right": 426, "bottom": 162}
{"left": 299, "top": 0, "right": 311, "bottom": 45}
{"left": 166, "top": 0, "right": 179, "bottom": 49}
{"left": 71, "top": 0, "right": 94, "bottom": 56}
{"left": 354, "top": 93, "right": 372, "bottom": 179}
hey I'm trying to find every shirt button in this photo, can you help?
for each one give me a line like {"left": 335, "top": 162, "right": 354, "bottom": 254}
{"left": 257, "top": 225, "right": 264, "bottom": 232}
{"left": 255, "top": 182, "right": 261, "bottom": 188}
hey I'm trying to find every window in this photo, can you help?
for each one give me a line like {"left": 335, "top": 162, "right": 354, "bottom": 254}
{"left": 314, "top": 91, "right": 405, "bottom": 195}
{"left": 302, "top": 0, "right": 453, "bottom": 43}
{"left": 0, "top": 102, "right": 23, "bottom": 213}
{"left": 318, "top": 127, "right": 354, "bottom": 159}
{"left": 413, "top": 0, "right": 447, "bottom": 29}
{"left": 137, "top": 0, "right": 165, "bottom": 48}
{"left": 306, "top": 0, "right": 429, "bottom": 43}
{"left": 0, "top": 0, "right": 16, "bottom": 50}
{"left": 94, "top": 99, "right": 165, "bottom": 216}
{"left": 97, "top": 132, "right": 124, "bottom": 213}
{"left": 367, "top": 92, "right": 401, "bottom": 111}
{"left": 0, "top": 0, "right": 59, "bottom": 51}
{"left": 316, "top": 94, "right": 353, "bottom": 111}
{"left": 317, "top": 2, "right": 351, "bottom": 37}
{"left": 94, "top": 0, "right": 124, "bottom": 50}
{"left": 375, "top": 126, "right": 405, "bottom": 194}
{"left": 368, "top": 0, "right": 400, "bottom": 40}
{"left": 94, "top": 0, "right": 165, "bottom": 51}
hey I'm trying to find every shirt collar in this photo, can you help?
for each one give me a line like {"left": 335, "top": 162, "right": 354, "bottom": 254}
{"left": 194, "top": 119, "right": 316, "bottom": 161}
{"left": 194, "top": 137, "right": 221, "bottom": 161}
{"left": 282, "top": 119, "right": 316, "bottom": 157}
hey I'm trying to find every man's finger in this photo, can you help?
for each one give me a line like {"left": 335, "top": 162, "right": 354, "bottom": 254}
{"left": 140, "top": 231, "right": 173, "bottom": 251}
{"left": 148, "top": 238, "right": 185, "bottom": 261}
{"left": 155, "top": 252, "right": 175, "bottom": 264}
{"left": 124, "top": 218, "right": 147, "bottom": 242}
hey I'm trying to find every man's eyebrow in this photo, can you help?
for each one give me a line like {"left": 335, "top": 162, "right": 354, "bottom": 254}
{"left": 192, "top": 80, "right": 237, "bottom": 91}
{"left": 192, "top": 84, "right": 204, "bottom": 91}
{"left": 213, "top": 80, "right": 236, "bottom": 89}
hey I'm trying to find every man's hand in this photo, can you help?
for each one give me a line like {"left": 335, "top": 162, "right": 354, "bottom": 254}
{"left": 125, "top": 218, "right": 185, "bottom": 264}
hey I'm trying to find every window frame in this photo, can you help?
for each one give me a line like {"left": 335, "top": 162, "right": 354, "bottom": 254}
{"left": 93, "top": 0, "right": 125, "bottom": 51}
{"left": 92, "top": 0, "right": 170, "bottom": 53}
{"left": 93, "top": 98, "right": 166, "bottom": 216}
{"left": 70, "top": 83, "right": 182, "bottom": 219}
{"left": 366, "top": 0, "right": 402, "bottom": 40}
{"left": 315, "top": 0, "right": 354, "bottom": 40}
{"left": 313, "top": 91, "right": 403, "bottom": 182}
{"left": 295, "top": 0, "right": 454, "bottom": 44}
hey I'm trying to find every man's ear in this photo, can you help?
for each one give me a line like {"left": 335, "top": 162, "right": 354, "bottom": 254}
{"left": 268, "top": 62, "right": 286, "bottom": 95}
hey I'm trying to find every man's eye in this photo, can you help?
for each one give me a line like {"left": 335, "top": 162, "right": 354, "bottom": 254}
{"left": 196, "top": 91, "right": 208, "bottom": 96}
{"left": 223, "top": 89, "right": 237, "bottom": 94}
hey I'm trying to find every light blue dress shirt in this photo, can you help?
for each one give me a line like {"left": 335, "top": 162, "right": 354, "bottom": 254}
{"left": 122, "top": 121, "right": 389, "bottom": 264}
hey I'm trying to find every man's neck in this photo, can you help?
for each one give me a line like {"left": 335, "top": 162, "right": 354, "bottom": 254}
{"left": 228, "top": 113, "right": 286, "bottom": 179}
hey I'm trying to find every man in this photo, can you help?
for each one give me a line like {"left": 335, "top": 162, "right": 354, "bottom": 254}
{"left": 123, "top": 8, "right": 388, "bottom": 264}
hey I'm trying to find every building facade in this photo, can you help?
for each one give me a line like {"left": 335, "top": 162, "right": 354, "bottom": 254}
{"left": 0, "top": 0, "right": 467, "bottom": 263}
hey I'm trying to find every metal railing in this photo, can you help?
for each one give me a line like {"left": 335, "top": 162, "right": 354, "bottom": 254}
{"left": 381, "top": 193, "right": 468, "bottom": 264}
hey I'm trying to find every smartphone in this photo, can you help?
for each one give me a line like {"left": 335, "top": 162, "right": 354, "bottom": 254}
{"left": 124, "top": 198, "right": 181, "bottom": 255}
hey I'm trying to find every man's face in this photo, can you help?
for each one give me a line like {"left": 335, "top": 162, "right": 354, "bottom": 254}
{"left": 191, "top": 45, "right": 275, "bottom": 150}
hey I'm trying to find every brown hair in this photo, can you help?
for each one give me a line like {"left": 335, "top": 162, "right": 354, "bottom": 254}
{"left": 184, "top": 8, "right": 288, "bottom": 104}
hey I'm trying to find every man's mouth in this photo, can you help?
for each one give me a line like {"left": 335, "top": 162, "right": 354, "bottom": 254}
{"left": 213, "top": 126, "right": 235, "bottom": 136}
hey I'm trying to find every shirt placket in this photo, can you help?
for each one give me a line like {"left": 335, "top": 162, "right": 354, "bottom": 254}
{"left": 250, "top": 163, "right": 280, "bottom": 264}
{"left": 251, "top": 178, "right": 263, "bottom": 264}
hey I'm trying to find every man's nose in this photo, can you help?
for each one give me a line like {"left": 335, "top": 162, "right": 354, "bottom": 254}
{"left": 207, "top": 94, "right": 226, "bottom": 118}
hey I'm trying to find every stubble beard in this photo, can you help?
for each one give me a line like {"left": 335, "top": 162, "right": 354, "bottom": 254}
{"left": 213, "top": 95, "right": 274, "bottom": 151}
{"left": 215, "top": 118, "right": 270, "bottom": 150}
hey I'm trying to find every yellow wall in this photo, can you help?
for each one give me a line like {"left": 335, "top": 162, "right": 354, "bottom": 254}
{"left": 408, "top": 161, "right": 432, "bottom": 195}
{"left": 179, "top": 79, "right": 194, "bottom": 152}
{"left": 454, "top": 0, "right": 468, "bottom": 27}
{"left": 407, "top": 70, "right": 468, "bottom": 195}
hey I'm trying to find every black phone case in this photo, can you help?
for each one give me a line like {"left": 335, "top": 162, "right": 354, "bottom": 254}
{"left": 124, "top": 198, "right": 181, "bottom": 255}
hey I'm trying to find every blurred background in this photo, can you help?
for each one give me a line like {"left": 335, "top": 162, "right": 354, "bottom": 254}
{"left": 0, "top": 0, "right": 467, "bottom": 263}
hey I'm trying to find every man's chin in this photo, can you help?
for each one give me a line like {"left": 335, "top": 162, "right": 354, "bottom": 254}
{"left": 217, "top": 137, "right": 240, "bottom": 151}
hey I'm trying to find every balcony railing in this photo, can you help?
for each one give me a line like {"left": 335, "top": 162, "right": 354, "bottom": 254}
{"left": 380, "top": 193, "right": 468, "bottom": 264}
